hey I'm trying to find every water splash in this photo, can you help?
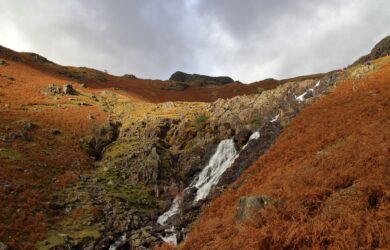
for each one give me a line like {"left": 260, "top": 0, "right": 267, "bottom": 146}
{"left": 192, "top": 138, "right": 238, "bottom": 203}
{"left": 157, "top": 196, "right": 180, "bottom": 226}
{"left": 157, "top": 131, "right": 261, "bottom": 245}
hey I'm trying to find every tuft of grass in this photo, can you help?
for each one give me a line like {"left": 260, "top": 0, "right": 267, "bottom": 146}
{"left": 195, "top": 114, "right": 208, "bottom": 126}
{"left": 0, "top": 147, "right": 22, "bottom": 161}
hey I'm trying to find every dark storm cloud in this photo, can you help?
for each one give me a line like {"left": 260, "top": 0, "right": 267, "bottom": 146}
{"left": 0, "top": 0, "right": 389, "bottom": 82}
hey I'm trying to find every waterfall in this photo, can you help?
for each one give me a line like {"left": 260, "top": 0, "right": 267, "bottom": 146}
{"left": 156, "top": 131, "right": 261, "bottom": 245}
{"left": 295, "top": 80, "right": 321, "bottom": 102}
{"left": 157, "top": 196, "right": 180, "bottom": 226}
{"left": 191, "top": 138, "right": 238, "bottom": 203}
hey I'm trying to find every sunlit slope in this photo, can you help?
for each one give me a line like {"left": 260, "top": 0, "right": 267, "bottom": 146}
{"left": 181, "top": 57, "right": 390, "bottom": 249}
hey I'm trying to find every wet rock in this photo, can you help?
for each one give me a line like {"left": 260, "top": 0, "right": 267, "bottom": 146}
{"left": 182, "top": 186, "right": 197, "bottom": 203}
{"left": 303, "top": 90, "right": 314, "bottom": 99}
{"left": 217, "top": 122, "right": 282, "bottom": 192}
{"left": 110, "top": 236, "right": 131, "bottom": 250}
{"left": 94, "top": 237, "right": 112, "bottom": 250}
{"left": 233, "top": 129, "right": 251, "bottom": 150}
{"left": 235, "top": 195, "right": 273, "bottom": 221}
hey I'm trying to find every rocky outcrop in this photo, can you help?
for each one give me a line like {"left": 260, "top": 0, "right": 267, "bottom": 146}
{"left": 81, "top": 122, "right": 120, "bottom": 159}
{"left": 353, "top": 35, "right": 390, "bottom": 65}
{"left": 217, "top": 122, "right": 282, "bottom": 191}
{"left": 42, "top": 84, "right": 77, "bottom": 95}
{"left": 169, "top": 71, "right": 234, "bottom": 86}
{"left": 122, "top": 74, "right": 137, "bottom": 79}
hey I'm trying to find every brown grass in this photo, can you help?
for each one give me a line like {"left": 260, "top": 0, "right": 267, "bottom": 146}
{"left": 177, "top": 62, "right": 390, "bottom": 249}
{"left": 0, "top": 57, "right": 106, "bottom": 249}
{"left": 0, "top": 45, "right": 290, "bottom": 103}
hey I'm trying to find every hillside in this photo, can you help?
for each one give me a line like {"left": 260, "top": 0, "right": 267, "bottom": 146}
{"left": 180, "top": 57, "right": 390, "bottom": 249}
{"left": 0, "top": 35, "right": 389, "bottom": 250}
{"left": 0, "top": 45, "right": 317, "bottom": 103}
{"left": 0, "top": 45, "right": 325, "bottom": 250}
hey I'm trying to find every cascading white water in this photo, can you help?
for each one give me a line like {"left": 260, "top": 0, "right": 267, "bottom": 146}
{"left": 156, "top": 131, "right": 260, "bottom": 245}
{"left": 295, "top": 80, "right": 321, "bottom": 102}
{"left": 191, "top": 138, "right": 238, "bottom": 202}
{"left": 157, "top": 196, "right": 180, "bottom": 225}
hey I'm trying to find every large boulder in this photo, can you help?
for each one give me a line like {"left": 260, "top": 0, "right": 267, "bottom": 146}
{"left": 62, "top": 84, "right": 76, "bottom": 95}
{"left": 235, "top": 195, "right": 273, "bottom": 221}
{"left": 169, "top": 71, "right": 191, "bottom": 82}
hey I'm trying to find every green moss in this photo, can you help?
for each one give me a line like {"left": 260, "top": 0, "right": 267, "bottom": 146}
{"left": 37, "top": 233, "right": 65, "bottom": 250}
{"left": 37, "top": 229, "right": 100, "bottom": 250}
{"left": 0, "top": 147, "right": 22, "bottom": 161}
{"left": 250, "top": 117, "right": 263, "bottom": 125}
{"left": 194, "top": 114, "right": 208, "bottom": 130}
{"left": 103, "top": 140, "right": 139, "bottom": 159}
{"left": 68, "top": 229, "right": 101, "bottom": 240}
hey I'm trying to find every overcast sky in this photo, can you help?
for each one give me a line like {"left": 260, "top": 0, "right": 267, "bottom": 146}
{"left": 0, "top": 0, "right": 389, "bottom": 83}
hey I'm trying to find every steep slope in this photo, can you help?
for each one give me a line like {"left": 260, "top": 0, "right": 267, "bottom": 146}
{"left": 0, "top": 58, "right": 107, "bottom": 249}
{"left": 0, "top": 47, "right": 325, "bottom": 249}
{"left": 180, "top": 57, "right": 390, "bottom": 249}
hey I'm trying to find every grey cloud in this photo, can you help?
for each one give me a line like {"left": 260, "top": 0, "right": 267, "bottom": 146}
{"left": 0, "top": 0, "right": 389, "bottom": 82}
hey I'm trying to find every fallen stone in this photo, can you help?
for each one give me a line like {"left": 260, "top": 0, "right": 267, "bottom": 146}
{"left": 235, "top": 195, "right": 273, "bottom": 221}
{"left": 62, "top": 84, "right": 76, "bottom": 95}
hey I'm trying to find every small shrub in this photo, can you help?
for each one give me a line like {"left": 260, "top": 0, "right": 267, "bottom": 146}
{"left": 195, "top": 114, "right": 208, "bottom": 129}
{"left": 250, "top": 117, "right": 263, "bottom": 125}
{"left": 256, "top": 87, "right": 264, "bottom": 95}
